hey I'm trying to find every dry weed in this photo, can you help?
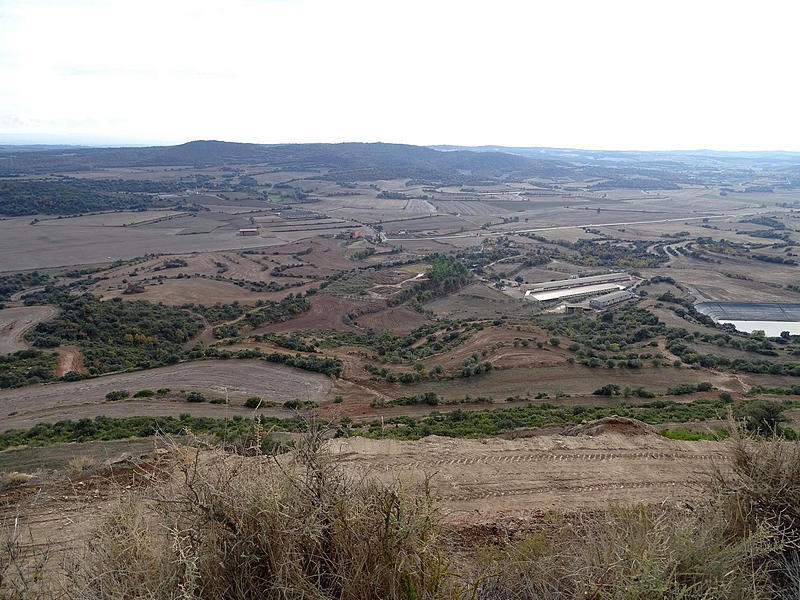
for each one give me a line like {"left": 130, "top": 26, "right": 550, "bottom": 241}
{"left": 66, "top": 456, "right": 95, "bottom": 476}
{"left": 69, "top": 425, "right": 452, "bottom": 600}
{"left": 1, "top": 472, "right": 33, "bottom": 488}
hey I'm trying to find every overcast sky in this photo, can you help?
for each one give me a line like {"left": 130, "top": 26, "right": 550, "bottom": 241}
{"left": 1, "top": 0, "right": 798, "bottom": 150}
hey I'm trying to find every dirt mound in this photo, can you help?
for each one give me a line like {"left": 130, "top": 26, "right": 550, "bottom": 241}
{"left": 563, "top": 416, "right": 657, "bottom": 437}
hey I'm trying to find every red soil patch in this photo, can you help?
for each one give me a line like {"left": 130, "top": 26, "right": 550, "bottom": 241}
{"left": 54, "top": 345, "right": 87, "bottom": 376}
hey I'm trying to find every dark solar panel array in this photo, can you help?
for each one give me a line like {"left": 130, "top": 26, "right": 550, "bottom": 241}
{"left": 695, "top": 302, "right": 800, "bottom": 322}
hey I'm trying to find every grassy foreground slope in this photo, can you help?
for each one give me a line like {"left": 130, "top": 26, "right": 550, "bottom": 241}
{"left": 2, "top": 427, "right": 798, "bottom": 599}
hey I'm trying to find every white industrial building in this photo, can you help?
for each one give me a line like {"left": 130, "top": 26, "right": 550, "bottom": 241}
{"left": 526, "top": 272, "right": 630, "bottom": 294}
{"left": 589, "top": 289, "right": 638, "bottom": 309}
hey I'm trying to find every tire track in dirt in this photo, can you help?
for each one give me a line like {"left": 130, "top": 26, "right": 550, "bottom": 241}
{"left": 356, "top": 451, "right": 724, "bottom": 471}
{"left": 333, "top": 436, "right": 729, "bottom": 521}
{"left": 438, "top": 480, "right": 692, "bottom": 502}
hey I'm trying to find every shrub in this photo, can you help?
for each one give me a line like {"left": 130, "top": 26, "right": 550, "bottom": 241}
{"left": 64, "top": 428, "right": 800, "bottom": 599}
{"left": 67, "top": 455, "right": 96, "bottom": 475}
{"left": 105, "top": 390, "right": 129, "bottom": 401}
{"left": 2, "top": 471, "right": 33, "bottom": 487}
{"left": 133, "top": 389, "right": 155, "bottom": 398}
{"left": 210, "top": 397, "right": 227, "bottom": 405}
{"left": 284, "top": 399, "right": 319, "bottom": 410}
{"left": 659, "top": 428, "right": 723, "bottom": 441}
{"left": 156, "top": 388, "right": 170, "bottom": 395}
{"left": 185, "top": 391, "right": 206, "bottom": 403}
{"left": 593, "top": 384, "right": 621, "bottom": 396}
{"left": 667, "top": 382, "right": 714, "bottom": 396}
{"left": 743, "top": 400, "right": 788, "bottom": 434}
{"left": 244, "top": 396, "right": 262, "bottom": 409}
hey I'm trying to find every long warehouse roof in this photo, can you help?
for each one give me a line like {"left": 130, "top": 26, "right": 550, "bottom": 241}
{"left": 528, "top": 272, "right": 630, "bottom": 292}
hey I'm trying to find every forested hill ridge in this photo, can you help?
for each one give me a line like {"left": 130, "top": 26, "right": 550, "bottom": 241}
{"left": 0, "top": 140, "right": 562, "bottom": 181}
{"left": 3, "top": 140, "right": 800, "bottom": 190}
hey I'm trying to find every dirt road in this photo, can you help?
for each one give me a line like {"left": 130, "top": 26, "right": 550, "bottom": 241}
{"left": 0, "top": 305, "right": 57, "bottom": 354}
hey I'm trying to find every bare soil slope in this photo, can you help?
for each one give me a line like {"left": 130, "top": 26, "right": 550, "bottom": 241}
{"left": 331, "top": 433, "right": 727, "bottom": 523}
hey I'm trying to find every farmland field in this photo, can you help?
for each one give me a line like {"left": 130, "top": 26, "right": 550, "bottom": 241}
{"left": 0, "top": 214, "right": 277, "bottom": 271}
{"left": 96, "top": 277, "right": 269, "bottom": 305}
{"left": 0, "top": 359, "right": 332, "bottom": 431}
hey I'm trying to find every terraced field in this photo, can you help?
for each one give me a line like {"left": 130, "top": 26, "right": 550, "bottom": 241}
{"left": 0, "top": 359, "right": 332, "bottom": 431}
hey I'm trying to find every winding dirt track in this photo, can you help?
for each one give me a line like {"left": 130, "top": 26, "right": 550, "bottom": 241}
{"left": 0, "top": 305, "right": 57, "bottom": 354}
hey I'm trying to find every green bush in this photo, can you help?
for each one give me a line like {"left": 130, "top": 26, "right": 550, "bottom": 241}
{"left": 105, "top": 390, "right": 130, "bottom": 402}
{"left": 133, "top": 389, "right": 155, "bottom": 398}
{"left": 0, "top": 349, "right": 58, "bottom": 388}
{"left": 742, "top": 400, "right": 789, "bottom": 434}
{"left": 284, "top": 399, "right": 318, "bottom": 410}
{"left": 666, "top": 382, "right": 714, "bottom": 396}
{"left": 244, "top": 396, "right": 262, "bottom": 409}
{"left": 186, "top": 391, "right": 206, "bottom": 403}
{"left": 660, "top": 428, "right": 725, "bottom": 441}
{"left": 26, "top": 294, "right": 203, "bottom": 375}
{"left": 593, "top": 384, "right": 621, "bottom": 396}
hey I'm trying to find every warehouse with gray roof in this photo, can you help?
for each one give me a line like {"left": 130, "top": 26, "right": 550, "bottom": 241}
{"left": 589, "top": 289, "right": 638, "bottom": 309}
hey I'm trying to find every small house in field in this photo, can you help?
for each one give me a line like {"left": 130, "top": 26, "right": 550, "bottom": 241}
{"left": 239, "top": 228, "right": 260, "bottom": 236}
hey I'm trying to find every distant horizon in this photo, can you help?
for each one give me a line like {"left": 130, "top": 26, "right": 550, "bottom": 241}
{"left": 3, "top": 135, "right": 800, "bottom": 156}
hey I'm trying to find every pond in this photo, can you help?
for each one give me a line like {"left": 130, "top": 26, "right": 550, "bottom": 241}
{"left": 718, "top": 320, "right": 800, "bottom": 337}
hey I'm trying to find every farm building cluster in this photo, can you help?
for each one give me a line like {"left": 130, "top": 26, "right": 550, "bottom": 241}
{"left": 514, "top": 272, "right": 639, "bottom": 310}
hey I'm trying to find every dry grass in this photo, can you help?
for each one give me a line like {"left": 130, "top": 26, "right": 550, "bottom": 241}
{"left": 710, "top": 428, "right": 800, "bottom": 599}
{"left": 1, "top": 472, "right": 33, "bottom": 488}
{"left": 67, "top": 427, "right": 450, "bottom": 600}
{"left": 66, "top": 456, "right": 95, "bottom": 477}
{"left": 468, "top": 505, "right": 777, "bottom": 599}
{"left": 1, "top": 517, "right": 53, "bottom": 599}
